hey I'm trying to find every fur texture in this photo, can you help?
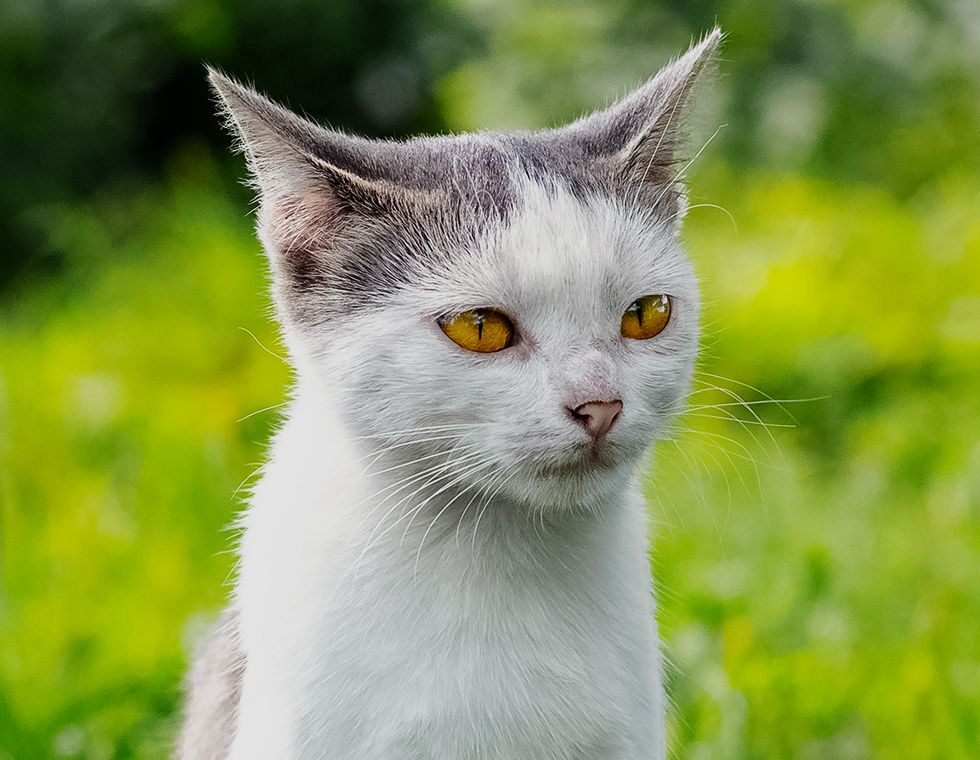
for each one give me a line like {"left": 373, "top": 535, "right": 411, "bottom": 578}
{"left": 178, "top": 28, "right": 721, "bottom": 760}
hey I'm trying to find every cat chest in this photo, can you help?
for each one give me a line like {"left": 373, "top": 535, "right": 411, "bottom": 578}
{"left": 289, "top": 581, "right": 659, "bottom": 757}
{"left": 295, "top": 637, "right": 647, "bottom": 759}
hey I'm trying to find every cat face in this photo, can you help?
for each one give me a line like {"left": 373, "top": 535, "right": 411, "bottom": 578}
{"left": 317, "top": 177, "right": 699, "bottom": 512}
{"left": 211, "top": 29, "right": 718, "bottom": 513}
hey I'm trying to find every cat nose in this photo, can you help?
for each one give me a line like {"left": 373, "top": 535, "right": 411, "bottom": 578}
{"left": 567, "top": 400, "right": 623, "bottom": 440}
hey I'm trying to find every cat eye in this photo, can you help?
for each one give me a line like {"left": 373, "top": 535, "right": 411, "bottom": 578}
{"left": 438, "top": 308, "right": 515, "bottom": 353}
{"left": 621, "top": 295, "right": 671, "bottom": 340}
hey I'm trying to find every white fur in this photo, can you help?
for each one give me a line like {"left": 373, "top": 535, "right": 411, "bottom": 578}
{"left": 226, "top": 177, "right": 699, "bottom": 759}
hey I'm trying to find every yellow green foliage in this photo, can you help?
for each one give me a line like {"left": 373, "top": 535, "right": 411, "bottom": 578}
{"left": 2, "top": 149, "right": 976, "bottom": 758}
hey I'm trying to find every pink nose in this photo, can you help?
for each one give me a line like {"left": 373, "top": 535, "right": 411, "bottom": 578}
{"left": 568, "top": 400, "right": 623, "bottom": 440}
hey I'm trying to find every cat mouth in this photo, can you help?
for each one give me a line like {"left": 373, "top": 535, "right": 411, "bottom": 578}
{"left": 532, "top": 443, "right": 621, "bottom": 477}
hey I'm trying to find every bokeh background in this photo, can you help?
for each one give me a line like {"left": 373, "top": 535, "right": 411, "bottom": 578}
{"left": 1, "top": 0, "right": 978, "bottom": 758}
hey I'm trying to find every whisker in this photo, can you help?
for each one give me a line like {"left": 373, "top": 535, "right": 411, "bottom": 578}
{"left": 675, "top": 440, "right": 722, "bottom": 539}
{"left": 455, "top": 463, "right": 507, "bottom": 551}
{"left": 674, "top": 431, "right": 753, "bottom": 496}
{"left": 682, "top": 410, "right": 795, "bottom": 428}
{"left": 413, "top": 467, "right": 496, "bottom": 579}
{"left": 399, "top": 463, "right": 490, "bottom": 548}
{"left": 350, "top": 422, "right": 492, "bottom": 442}
{"left": 236, "top": 401, "right": 289, "bottom": 423}
{"left": 685, "top": 398, "right": 824, "bottom": 410}
{"left": 351, "top": 432, "right": 471, "bottom": 465}
{"left": 681, "top": 435, "right": 737, "bottom": 536}
{"left": 690, "top": 380, "right": 779, "bottom": 440}
{"left": 656, "top": 444, "right": 696, "bottom": 531}
{"left": 471, "top": 466, "right": 519, "bottom": 552}
{"left": 678, "top": 202, "right": 738, "bottom": 232}
{"left": 649, "top": 123, "right": 727, "bottom": 211}
{"left": 673, "top": 425, "right": 770, "bottom": 468}
{"left": 630, "top": 85, "right": 686, "bottom": 207}
{"left": 697, "top": 371, "right": 828, "bottom": 421}
{"left": 238, "top": 326, "right": 290, "bottom": 365}
{"left": 349, "top": 450, "right": 488, "bottom": 572}
{"left": 350, "top": 447, "right": 484, "bottom": 547}
{"left": 231, "top": 463, "right": 265, "bottom": 500}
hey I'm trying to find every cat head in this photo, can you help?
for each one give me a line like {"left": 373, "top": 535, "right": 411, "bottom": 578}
{"left": 211, "top": 29, "right": 720, "bottom": 513}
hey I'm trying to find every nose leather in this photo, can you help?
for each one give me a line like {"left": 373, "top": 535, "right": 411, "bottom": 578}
{"left": 569, "top": 400, "right": 623, "bottom": 440}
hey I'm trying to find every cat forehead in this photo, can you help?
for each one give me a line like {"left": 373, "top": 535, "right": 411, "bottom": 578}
{"left": 499, "top": 178, "right": 671, "bottom": 279}
{"left": 431, "top": 176, "right": 687, "bottom": 311}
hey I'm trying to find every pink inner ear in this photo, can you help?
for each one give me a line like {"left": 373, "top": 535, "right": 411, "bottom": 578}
{"left": 264, "top": 191, "right": 343, "bottom": 259}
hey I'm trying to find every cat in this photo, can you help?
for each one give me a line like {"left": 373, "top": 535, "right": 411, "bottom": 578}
{"left": 177, "top": 28, "right": 721, "bottom": 760}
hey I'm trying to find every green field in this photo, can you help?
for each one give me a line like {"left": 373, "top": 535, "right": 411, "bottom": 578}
{"left": 2, "top": 152, "right": 977, "bottom": 758}
{"left": 1, "top": 1, "right": 979, "bottom": 757}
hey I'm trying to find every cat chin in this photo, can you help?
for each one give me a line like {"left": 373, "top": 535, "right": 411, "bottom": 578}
{"left": 495, "top": 457, "right": 640, "bottom": 515}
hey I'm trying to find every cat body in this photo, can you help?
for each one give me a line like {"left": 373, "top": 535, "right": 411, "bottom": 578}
{"left": 229, "top": 389, "right": 662, "bottom": 759}
{"left": 178, "top": 29, "right": 721, "bottom": 760}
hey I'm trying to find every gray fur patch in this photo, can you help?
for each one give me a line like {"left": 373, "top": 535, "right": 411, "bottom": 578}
{"left": 175, "top": 607, "right": 244, "bottom": 760}
{"left": 207, "top": 29, "right": 719, "bottom": 328}
{"left": 269, "top": 135, "right": 522, "bottom": 327}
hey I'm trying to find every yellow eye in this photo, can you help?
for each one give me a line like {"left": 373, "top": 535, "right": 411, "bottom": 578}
{"left": 621, "top": 295, "right": 671, "bottom": 340}
{"left": 438, "top": 308, "right": 515, "bottom": 353}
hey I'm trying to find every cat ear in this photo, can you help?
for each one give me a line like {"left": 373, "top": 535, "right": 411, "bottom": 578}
{"left": 207, "top": 68, "right": 401, "bottom": 260}
{"left": 568, "top": 28, "right": 722, "bottom": 219}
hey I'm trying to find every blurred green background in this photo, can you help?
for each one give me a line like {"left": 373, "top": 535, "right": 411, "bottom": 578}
{"left": 1, "top": 0, "right": 978, "bottom": 758}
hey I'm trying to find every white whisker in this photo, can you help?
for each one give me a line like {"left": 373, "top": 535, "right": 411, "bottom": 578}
{"left": 237, "top": 325, "right": 290, "bottom": 365}
{"left": 237, "top": 401, "right": 289, "bottom": 423}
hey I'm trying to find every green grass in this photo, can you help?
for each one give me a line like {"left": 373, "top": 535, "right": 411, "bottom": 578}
{"left": 1, "top": 149, "right": 977, "bottom": 758}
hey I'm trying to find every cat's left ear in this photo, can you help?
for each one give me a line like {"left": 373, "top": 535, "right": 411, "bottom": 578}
{"left": 567, "top": 28, "right": 722, "bottom": 221}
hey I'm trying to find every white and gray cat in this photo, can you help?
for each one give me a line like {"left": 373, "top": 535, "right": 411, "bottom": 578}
{"left": 178, "top": 28, "right": 721, "bottom": 760}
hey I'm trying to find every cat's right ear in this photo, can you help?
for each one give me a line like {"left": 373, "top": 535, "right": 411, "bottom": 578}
{"left": 207, "top": 68, "right": 397, "bottom": 260}
{"left": 560, "top": 29, "right": 722, "bottom": 222}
